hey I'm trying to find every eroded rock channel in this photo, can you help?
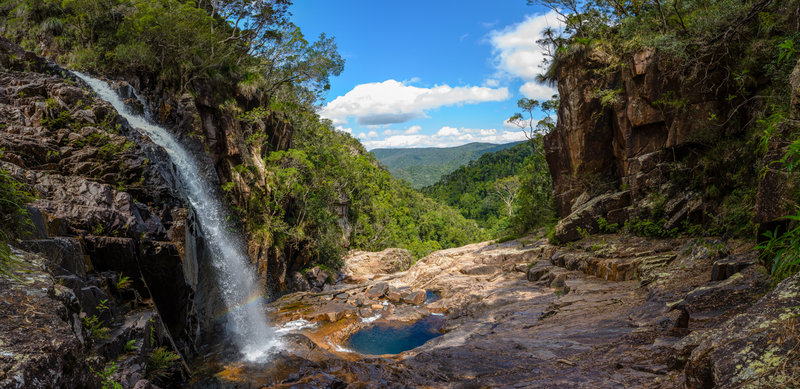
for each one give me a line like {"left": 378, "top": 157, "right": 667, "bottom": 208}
{"left": 195, "top": 235, "right": 798, "bottom": 388}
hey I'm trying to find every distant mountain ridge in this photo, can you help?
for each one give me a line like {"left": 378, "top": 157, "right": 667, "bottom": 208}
{"left": 372, "top": 141, "right": 524, "bottom": 189}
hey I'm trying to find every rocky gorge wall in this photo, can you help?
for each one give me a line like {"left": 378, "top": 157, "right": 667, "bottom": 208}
{"left": 545, "top": 46, "right": 800, "bottom": 242}
{"left": 112, "top": 65, "right": 328, "bottom": 295}
{"left": 0, "top": 38, "right": 200, "bottom": 387}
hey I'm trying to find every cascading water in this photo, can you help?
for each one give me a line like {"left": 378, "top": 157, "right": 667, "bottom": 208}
{"left": 74, "top": 72, "right": 280, "bottom": 361}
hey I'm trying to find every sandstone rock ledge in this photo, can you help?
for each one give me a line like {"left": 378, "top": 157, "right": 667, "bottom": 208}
{"left": 197, "top": 234, "right": 797, "bottom": 388}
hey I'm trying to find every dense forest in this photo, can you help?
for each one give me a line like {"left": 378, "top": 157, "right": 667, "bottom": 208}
{"left": 373, "top": 142, "right": 523, "bottom": 189}
{"left": 421, "top": 141, "right": 539, "bottom": 234}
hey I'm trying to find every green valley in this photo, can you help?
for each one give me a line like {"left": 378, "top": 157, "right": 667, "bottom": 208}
{"left": 372, "top": 141, "right": 523, "bottom": 189}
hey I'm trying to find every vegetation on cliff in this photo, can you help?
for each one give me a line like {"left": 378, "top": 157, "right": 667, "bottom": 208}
{"left": 235, "top": 108, "right": 486, "bottom": 263}
{"left": 0, "top": 157, "right": 32, "bottom": 275}
{"left": 530, "top": 0, "right": 800, "bottom": 280}
{"left": 0, "top": 0, "right": 484, "bottom": 269}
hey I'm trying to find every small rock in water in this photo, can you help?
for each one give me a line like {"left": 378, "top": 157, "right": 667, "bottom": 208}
{"left": 403, "top": 290, "right": 426, "bottom": 305}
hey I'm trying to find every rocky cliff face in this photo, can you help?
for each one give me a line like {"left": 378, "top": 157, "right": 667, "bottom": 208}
{"left": 0, "top": 39, "right": 194, "bottom": 387}
{"left": 545, "top": 49, "right": 800, "bottom": 241}
{"left": 115, "top": 66, "right": 325, "bottom": 294}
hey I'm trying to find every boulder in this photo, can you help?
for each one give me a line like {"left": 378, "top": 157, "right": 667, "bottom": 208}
{"left": 138, "top": 241, "right": 194, "bottom": 342}
{"left": 343, "top": 248, "right": 412, "bottom": 279}
{"left": 709, "top": 253, "right": 757, "bottom": 281}
{"left": 526, "top": 261, "right": 553, "bottom": 282}
{"left": 684, "top": 272, "right": 800, "bottom": 388}
{"left": 403, "top": 290, "right": 426, "bottom": 305}
{"left": 25, "top": 237, "right": 87, "bottom": 278}
{"left": 670, "top": 266, "right": 769, "bottom": 322}
{"left": 553, "top": 191, "right": 631, "bottom": 242}
{"left": 365, "top": 282, "right": 389, "bottom": 299}
{"left": 77, "top": 285, "right": 111, "bottom": 320}
{"left": 83, "top": 236, "right": 139, "bottom": 284}
{"left": 550, "top": 273, "right": 568, "bottom": 290}
{"left": 311, "top": 303, "right": 357, "bottom": 322}
{"left": 0, "top": 250, "right": 94, "bottom": 388}
{"left": 459, "top": 264, "right": 500, "bottom": 276}
{"left": 304, "top": 266, "right": 330, "bottom": 289}
{"left": 289, "top": 271, "right": 310, "bottom": 292}
{"left": 387, "top": 288, "right": 403, "bottom": 303}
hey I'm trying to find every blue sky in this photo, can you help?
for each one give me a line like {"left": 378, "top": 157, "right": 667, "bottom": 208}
{"left": 290, "top": 1, "right": 561, "bottom": 149}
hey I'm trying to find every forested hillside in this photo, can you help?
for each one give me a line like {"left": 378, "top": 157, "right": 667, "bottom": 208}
{"left": 373, "top": 141, "right": 523, "bottom": 188}
{"left": 421, "top": 142, "right": 533, "bottom": 233}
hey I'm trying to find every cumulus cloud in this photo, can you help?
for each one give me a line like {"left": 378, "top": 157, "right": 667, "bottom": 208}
{"left": 363, "top": 126, "right": 527, "bottom": 149}
{"left": 320, "top": 80, "right": 510, "bottom": 125}
{"left": 436, "top": 126, "right": 460, "bottom": 137}
{"left": 405, "top": 125, "right": 421, "bottom": 134}
{"left": 489, "top": 12, "right": 563, "bottom": 100}
{"left": 335, "top": 126, "right": 352, "bottom": 134}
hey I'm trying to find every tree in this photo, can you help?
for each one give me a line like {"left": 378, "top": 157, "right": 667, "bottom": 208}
{"left": 507, "top": 95, "right": 560, "bottom": 151}
{"left": 494, "top": 176, "right": 521, "bottom": 218}
{"left": 197, "top": 0, "right": 291, "bottom": 58}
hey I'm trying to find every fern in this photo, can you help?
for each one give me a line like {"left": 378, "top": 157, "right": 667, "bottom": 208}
{"left": 147, "top": 346, "right": 181, "bottom": 379}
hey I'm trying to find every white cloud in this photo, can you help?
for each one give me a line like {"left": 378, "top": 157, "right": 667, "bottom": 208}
{"left": 363, "top": 126, "right": 528, "bottom": 150}
{"left": 366, "top": 130, "right": 378, "bottom": 138}
{"left": 320, "top": 79, "right": 510, "bottom": 125}
{"left": 489, "top": 12, "right": 563, "bottom": 100}
{"left": 366, "top": 135, "right": 429, "bottom": 148}
{"left": 484, "top": 78, "right": 500, "bottom": 87}
{"left": 520, "top": 82, "right": 558, "bottom": 101}
{"left": 436, "top": 126, "right": 460, "bottom": 137}
{"left": 335, "top": 126, "right": 352, "bottom": 134}
{"left": 405, "top": 125, "right": 421, "bottom": 134}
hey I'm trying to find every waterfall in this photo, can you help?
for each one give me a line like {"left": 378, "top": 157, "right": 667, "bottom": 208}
{"left": 74, "top": 72, "right": 280, "bottom": 361}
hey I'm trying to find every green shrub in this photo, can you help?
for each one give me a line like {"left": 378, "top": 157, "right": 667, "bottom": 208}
{"left": 147, "top": 346, "right": 181, "bottom": 379}
{"left": 623, "top": 218, "right": 679, "bottom": 238}
{"left": 0, "top": 165, "right": 33, "bottom": 276}
{"left": 123, "top": 339, "right": 138, "bottom": 353}
{"left": 90, "top": 362, "right": 122, "bottom": 389}
{"left": 40, "top": 109, "right": 72, "bottom": 130}
{"left": 597, "top": 217, "right": 619, "bottom": 233}
{"left": 757, "top": 214, "right": 800, "bottom": 283}
{"left": 82, "top": 315, "right": 110, "bottom": 341}
{"left": 115, "top": 273, "right": 131, "bottom": 289}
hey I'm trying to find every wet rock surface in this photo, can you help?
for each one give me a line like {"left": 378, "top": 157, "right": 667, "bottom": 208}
{"left": 0, "top": 39, "right": 190, "bottom": 388}
{"left": 0, "top": 251, "right": 94, "bottom": 388}
{"left": 183, "top": 233, "right": 791, "bottom": 388}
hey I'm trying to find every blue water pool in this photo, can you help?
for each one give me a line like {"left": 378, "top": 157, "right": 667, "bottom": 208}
{"left": 424, "top": 290, "right": 440, "bottom": 304}
{"left": 345, "top": 316, "right": 445, "bottom": 355}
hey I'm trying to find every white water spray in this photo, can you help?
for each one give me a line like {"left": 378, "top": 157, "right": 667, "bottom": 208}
{"left": 75, "top": 72, "right": 279, "bottom": 361}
